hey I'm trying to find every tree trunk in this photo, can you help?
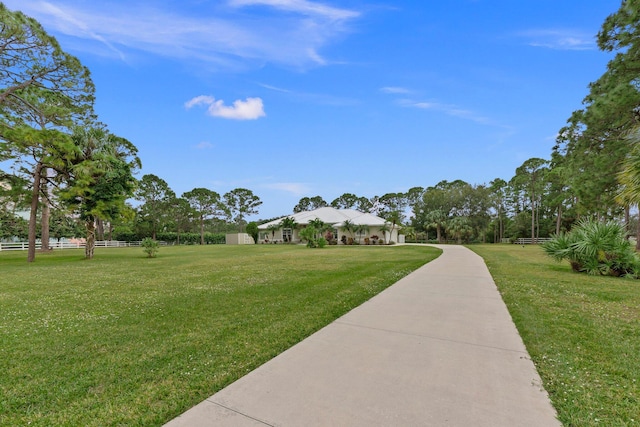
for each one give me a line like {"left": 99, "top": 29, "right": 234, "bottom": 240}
{"left": 530, "top": 196, "right": 536, "bottom": 244}
{"left": 556, "top": 205, "right": 563, "bottom": 235}
{"left": 200, "top": 215, "right": 205, "bottom": 245}
{"left": 85, "top": 218, "right": 96, "bottom": 259}
{"left": 40, "top": 168, "right": 51, "bottom": 251}
{"left": 536, "top": 199, "right": 540, "bottom": 241}
{"left": 625, "top": 206, "right": 631, "bottom": 239}
{"left": 436, "top": 224, "right": 442, "bottom": 243}
{"left": 636, "top": 205, "right": 640, "bottom": 251}
{"left": 96, "top": 218, "right": 105, "bottom": 241}
{"left": 41, "top": 199, "right": 50, "bottom": 251}
{"left": 27, "top": 162, "right": 43, "bottom": 263}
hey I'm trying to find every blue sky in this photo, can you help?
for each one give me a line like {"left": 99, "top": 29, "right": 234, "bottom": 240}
{"left": 6, "top": 0, "right": 621, "bottom": 220}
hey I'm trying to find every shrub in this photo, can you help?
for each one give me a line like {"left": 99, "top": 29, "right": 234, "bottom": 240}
{"left": 246, "top": 222, "right": 259, "bottom": 244}
{"left": 141, "top": 238, "right": 159, "bottom": 258}
{"left": 542, "top": 219, "right": 640, "bottom": 277}
{"left": 154, "top": 232, "right": 225, "bottom": 245}
{"left": 299, "top": 226, "right": 326, "bottom": 248}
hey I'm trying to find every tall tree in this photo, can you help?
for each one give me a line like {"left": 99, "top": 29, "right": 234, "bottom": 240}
{"left": 617, "top": 127, "right": 640, "bottom": 248}
{"left": 464, "top": 183, "right": 492, "bottom": 242}
{"left": 412, "top": 180, "right": 472, "bottom": 242}
{"left": 293, "top": 196, "right": 327, "bottom": 213}
{"left": 378, "top": 192, "right": 407, "bottom": 218}
{"left": 182, "top": 188, "right": 224, "bottom": 245}
{"left": 511, "top": 158, "right": 549, "bottom": 243}
{"left": 489, "top": 178, "right": 508, "bottom": 242}
{"left": 553, "top": 0, "right": 640, "bottom": 220}
{"left": 223, "top": 188, "right": 262, "bottom": 232}
{"left": 169, "top": 197, "right": 194, "bottom": 244}
{"left": 0, "top": 4, "right": 94, "bottom": 109}
{"left": 134, "top": 174, "right": 175, "bottom": 239}
{"left": 330, "top": 193, "right": 359, "bottom": 209}
{"left": 60, "top": 127, "right": 140, "bottom": 259}
{"left": 0, "top": 5, "right": 94, "bottom": 261}
{"left": 356, "top": 196, "right": 373, "bottom": 213}
{"left": 405, "top": 186, "right": 425, "bottom": 211}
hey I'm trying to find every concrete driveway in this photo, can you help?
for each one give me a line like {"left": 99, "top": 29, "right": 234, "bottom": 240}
{"left": 164, "top": 244, "right": 560, "bottom": 426}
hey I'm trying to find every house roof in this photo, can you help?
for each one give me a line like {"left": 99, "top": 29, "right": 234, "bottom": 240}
{"left": 258, "top": 207, "right": 388, "bottom": 229}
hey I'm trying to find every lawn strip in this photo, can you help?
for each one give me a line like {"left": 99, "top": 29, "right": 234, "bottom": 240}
{"left": 470, "top": 244, "right": 640, "bottom": 427}
{"left": 0, "top": 244, "right": 439, "bottom": 427}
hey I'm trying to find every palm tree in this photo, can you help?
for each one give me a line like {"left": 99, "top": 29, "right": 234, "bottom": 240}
{"left": 447, "top": 216, "right": 472, "bottom": 244}
{"left": 618, "top": 127, "right": 640, "bottom": 249}
{"left": 308, "top": 218, "right": 328, "bottom": 239}
{"left": 379, "top": 223, "right": 391, "bottom": 244}
{"left": 426, "top": 209, "right": 447, "bottom": 243}
{"left": 385, "top": 210, "right": 403, "bottom": 242}
{"left": 354, "top": 224, "right": 369, "bottom": 244}
{"left": 266, "top": 223, "right": 280, "bottom": 242}
{"left": 341, "top": 219, "right": 355, "bottom": 244}
{"left": 279, "top": 216, "right": 298, "bottom": 243}
{"left": 401, "top": 226, "right": 416, "bottom": 242}
{"left": 542, "top": 219, "right": 640, "bottom": 277}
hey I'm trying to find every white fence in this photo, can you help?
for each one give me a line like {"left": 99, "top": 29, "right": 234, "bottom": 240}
{"left": 514, "top": 237, "right": 553, "bottom": 245}
{"left": 0, "top": 240, "right": 142, "bottom": 251}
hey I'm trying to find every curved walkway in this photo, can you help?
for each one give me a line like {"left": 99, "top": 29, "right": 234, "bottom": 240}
{"left": 164, "top": 245, "right": 560, "bottom": 426}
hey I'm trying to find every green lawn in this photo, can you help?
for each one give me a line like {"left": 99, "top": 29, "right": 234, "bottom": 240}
{"left": 0, "top": 244, "right": 440, "bottom": 427}
{"left": 470, "top": 244, "right": 640, "bottom": 427}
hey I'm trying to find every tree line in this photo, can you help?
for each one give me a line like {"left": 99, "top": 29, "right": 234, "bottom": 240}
{"left": 3, "top": 1, "right": 640, "bottom": 260}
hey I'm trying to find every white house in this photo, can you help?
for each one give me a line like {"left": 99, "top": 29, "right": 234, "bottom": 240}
{"left": 257, "top": 207, "right": 402, "bottom": 244}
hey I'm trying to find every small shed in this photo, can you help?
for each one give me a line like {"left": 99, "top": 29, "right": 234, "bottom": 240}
{"left": 225, "top": 233, "right": 255, "bottom": 245}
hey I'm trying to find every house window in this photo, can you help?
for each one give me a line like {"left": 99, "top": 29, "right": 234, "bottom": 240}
{"left": 283, "top": 228, "right": 292, "bottom": 242}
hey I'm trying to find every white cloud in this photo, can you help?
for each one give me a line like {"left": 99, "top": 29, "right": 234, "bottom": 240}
{"left": 34, "top": 1, "right": 127, "bottom": 60}
{"left": 228, "top": 0, "right": 360, "bottom": 21}
{"left": 195, "top": 141, "right": 214, "bottom": 149}
{"left": 262, "top": 182, "right": 310, "bottom": 195}
{"left": 4, "top": 0, "right": 361, "bottom": 69}
{"left": 257, "top": 82, "right": 359, "bottom": 106}
{"left": 380, "top": 86, "right": 411, "bottom": 94}
{"left": 185, "top": 96, "right": 215, "bottom": 109}
{"left": 406, "top": 100, "right": 493, "bottom": 125}
{"left": 518, "top": 29, "right": 595, "bottom": 51}
{"left": 185, "top": 95, "right": 266, "bottom": 120}
{"left": 257, "top": 83, "right": 292, "bottom": 93}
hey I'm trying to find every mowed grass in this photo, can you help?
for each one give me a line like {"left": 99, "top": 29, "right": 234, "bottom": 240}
{"left": 0, "top": 244, "right": 440, "bottom": 427}
{"left": 470, "top": 245, "right": 640, "bottom": 426}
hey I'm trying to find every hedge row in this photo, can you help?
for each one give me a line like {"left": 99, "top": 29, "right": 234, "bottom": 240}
{"left": 112, "top": 232, "right": 226, "bottom": 245}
